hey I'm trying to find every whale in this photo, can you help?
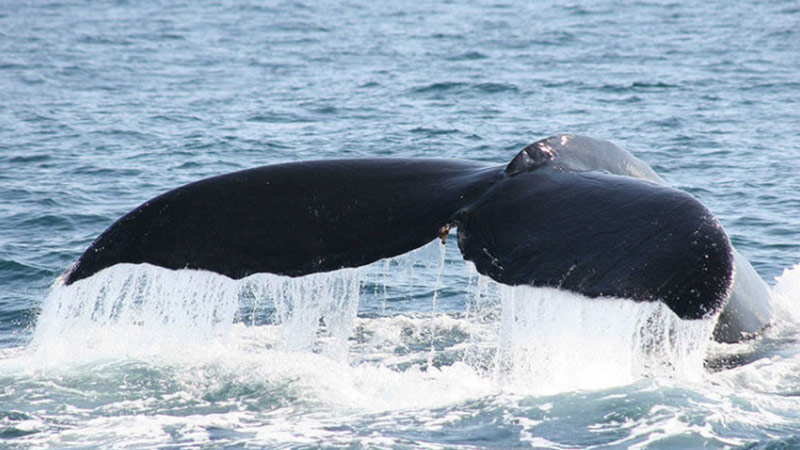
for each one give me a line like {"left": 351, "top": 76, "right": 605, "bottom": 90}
{"left": 62, "top": 134, "right": 772, "bottom": 343}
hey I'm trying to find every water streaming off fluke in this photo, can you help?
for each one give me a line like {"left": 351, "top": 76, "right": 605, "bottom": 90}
{"left": 7, "top": 249, "right": 800, "bottom": 449}
{"left": 32, "top": 264, "right": 362, "bottom": 365}
{"left": 28, "top": 247, "right": 718, "bottom": 395}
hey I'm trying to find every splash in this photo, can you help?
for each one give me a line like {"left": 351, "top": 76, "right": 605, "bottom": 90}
{"left": 29, "top": 263, "right": 362, "bottom": 366}
{"left": 24, "top": 244, "right": 724, "bottom": 398}
{"left": 240, "top": 269, "right": 361, "bottom": 360}
{"left": 492, "top": 285, "right": 716, "bottom": 394}
{"left": 9, "top": 251, "right": 766, "bottom": 450}
{"left": 771, "top": 262, "right": 800, "bottom": 327}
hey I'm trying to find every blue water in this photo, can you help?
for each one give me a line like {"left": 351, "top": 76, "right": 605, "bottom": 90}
{"left": 2, "top": 0, "right": 800, "bottom": 448}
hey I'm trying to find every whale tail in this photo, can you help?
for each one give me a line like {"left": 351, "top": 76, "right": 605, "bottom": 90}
{"left": 64, "top": 137, "right": 735, "bottom": 322}
{"left": 456, "top": 167, "right": 733, "bottom": 320}
{"left": 63, "top": 158, "right": 500, "bottom": 286}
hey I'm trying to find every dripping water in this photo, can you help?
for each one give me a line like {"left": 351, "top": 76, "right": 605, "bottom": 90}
{"left": 26, "top": 241, "right": 721, "bottom": 395}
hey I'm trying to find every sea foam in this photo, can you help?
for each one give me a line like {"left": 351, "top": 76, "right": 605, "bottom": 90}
{"left": 30, "top": 264, "right": 361, "bottom": 366}
{"left": 26, "top": 243, "right": 721, "bottom": 398}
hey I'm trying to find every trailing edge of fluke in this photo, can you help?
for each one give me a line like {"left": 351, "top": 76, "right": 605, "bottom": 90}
{"left": 62, "top": 135, "right": 773, "bottom": 343}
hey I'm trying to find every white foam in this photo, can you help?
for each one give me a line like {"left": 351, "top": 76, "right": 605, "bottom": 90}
{"left": 241, "top": 268, "right": 361, "bottom": 359}
{"left": 770, "top": 262, "right": 800, "bottom": 328}
{"left": 30, "top": 264, "right": 241, "bottom": 365}
{"left": 12, "top": 253, "right": 778, "bottom": 450}
{"left": 704, "top": 261, "right": 800, "bottom": 399}
{"left": 22, "top": 250, "right": 728, "bottom": 402}
{"left": 492, "top": 285, "right": 715, "bottom": 394}
{"left": 29, "top": 264, "right": 361, "bottom": 367}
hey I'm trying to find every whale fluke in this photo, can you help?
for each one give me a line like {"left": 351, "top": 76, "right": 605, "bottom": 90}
{"left": 64, "top": 159, "right": 500, "bottom": 285}
{"left": 457, "top": 167, "right": 733, "bottom": 320}
{"left": 63, "top": 135, "right": 770, "bottom": 339}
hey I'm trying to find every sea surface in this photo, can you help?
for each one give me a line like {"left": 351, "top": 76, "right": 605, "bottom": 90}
{"left": 2, "top": 0, "right": 800, "bottom": 448}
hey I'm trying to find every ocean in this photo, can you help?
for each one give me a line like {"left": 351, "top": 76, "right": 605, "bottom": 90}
{"left": 1, "top": 0, "right": 800, "bottom": 448}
